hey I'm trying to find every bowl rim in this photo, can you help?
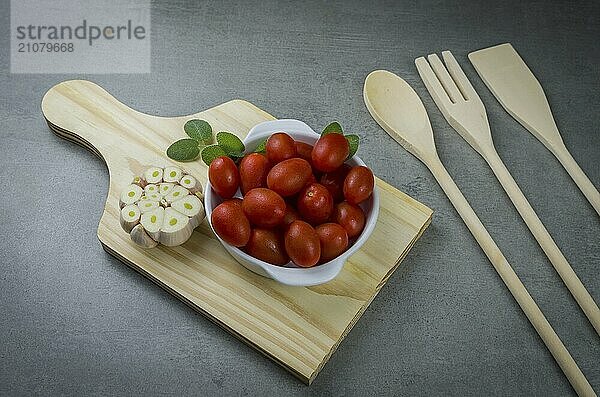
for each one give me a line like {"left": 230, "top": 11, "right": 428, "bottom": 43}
{"left": 204, "top": 119, "right": 380, "bottom": 286}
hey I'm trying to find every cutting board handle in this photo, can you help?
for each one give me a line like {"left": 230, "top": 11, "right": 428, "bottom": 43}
{"left": 42, "top": 80, "right": 185, "bottom": 178}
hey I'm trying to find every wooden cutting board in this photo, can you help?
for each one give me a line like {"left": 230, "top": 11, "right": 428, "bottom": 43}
{"left": 41, "top": 80, "right": 433, "bottom": 384}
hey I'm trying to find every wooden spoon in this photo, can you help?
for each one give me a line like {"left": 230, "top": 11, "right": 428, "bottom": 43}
{"left": 363, "top": 70, "right": 594, "bottom": 397}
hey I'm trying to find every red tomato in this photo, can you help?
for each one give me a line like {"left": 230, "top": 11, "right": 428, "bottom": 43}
{"left": 334, "top": 201, "right": 365, "bottom": 238}
{"left": 343, "top": 166, "right": 375, "bottom": 204}
{"left": 266, "top": 158, "right": 312, "bottom": 197}
{"left": 239, "top": 153, "right": 270, "bottom": 195}
{"left": 266, "top": 132, "right": 296, "bottom": 164}
{"left": 281, "top": 202, "right": 300, "bottom": 228}
{"left": 211, "top": 199, "right": 251, "bottom": 247}
{"left": 311, "top": 133, "right": 349, "bottom": 172}
{"left": 245, "top": 228, "right": 288, "bottom": 265}
{"left": 242, "top": 188, "right": 286, "bottom": 228}
{"left": 209, "top": 156, "right": 240, "bottom": 199}
{"left": 320, "top": 163, "right": 351, "bottom": 202}
{"left": 305, "top": 172, "right": 317, "bottom": 186}
{"left": 316, "top": 223, "right": 349, "bottom": 262}
{"left": 294, "top": 141, "right": 314, "bottom": 163}
{"left": 297, "top": 183, "right": 334, "bottom": 225}
{"left": 229, "top": 197, "right": 243, "bottom": 209}
{"left": 285, "top": 220, "right": 321, "bottom": 267}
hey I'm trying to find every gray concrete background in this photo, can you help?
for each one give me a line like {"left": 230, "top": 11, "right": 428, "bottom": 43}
{"left": 1, "top": 0, "right": 599, "bottom": 395}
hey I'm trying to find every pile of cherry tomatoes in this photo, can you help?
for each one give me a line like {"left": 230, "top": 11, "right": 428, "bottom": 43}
{"left": 209, "top": 131, "right": 374, "bottom": 268}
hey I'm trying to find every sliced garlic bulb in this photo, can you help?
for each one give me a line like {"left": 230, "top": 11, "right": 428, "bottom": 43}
{"left": 120, "top": 184, "right": 143, "bottom": 208}
{"left": 120, "top": 166, "right": 205, "bottom": 248}
{"left": 163, "top": 166, "right": 183, "bottom": 183}
{"left": 120, "top": 204, "right": 140, "bottom": 233}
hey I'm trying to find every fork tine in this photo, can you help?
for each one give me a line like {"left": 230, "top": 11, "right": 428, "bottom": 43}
{"left": 427, "top": 54, "right": 464, "bottom": 103}
{"left": 415, "top": 57, "right": 453, "bottom": 109}
{"left": 441, "top": 51, "right": 478, "bottom": 101}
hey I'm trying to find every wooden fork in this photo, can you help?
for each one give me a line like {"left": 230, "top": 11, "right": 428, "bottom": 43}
{"left": 415, "top": 51, "right": 600, "bottom": 336}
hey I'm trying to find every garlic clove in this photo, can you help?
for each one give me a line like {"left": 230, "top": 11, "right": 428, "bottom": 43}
{"left": 163, "top": 166, "right": 183, "bottom": 183}
{"left": 144, "top": 184, "right": 159, "bottom": 196}
{"left": 138, "top": 200, "right": 160, "bottom": 213}
{"left": 130, "top": 224, "right": 158, "bottom": 248}
{"left": 140, "top": 207, "right": 164, "bottom": 241}
{"left": 120, "top": 204, "right": 140, "bottom": 233}
{"left": 144, "top": 166, "right": 163, "bottom": 184}
{"left": 139, "top": 193, "right": 161, "bottom": 202}
{"left": 171, "top": 195, "right": 205, "bottom": 229}
{"left": 179, "top": 174, "right": 201, "bottom": 194}
{"left": 164, "top": 185, "right": 189, "bottom": 204}
{"left": 132, "top": 176, "right": 147, "bottom": 188}
{"left": 158, "top": 182, "right": 175, "bottom": 197}
{"left": 159, "top": 207, "right": 193, "bottom": 246}
{"left": 119, "top": 184, "right": 143, "bottom": 208}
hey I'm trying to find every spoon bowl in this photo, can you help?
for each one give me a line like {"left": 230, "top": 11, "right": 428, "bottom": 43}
{"left": 363, "top": 70, "right": 437, "bottom": 162}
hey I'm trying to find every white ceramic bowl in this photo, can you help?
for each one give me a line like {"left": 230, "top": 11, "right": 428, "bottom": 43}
{"left": 204, "top": 119, "right": 380, "bottom": 286}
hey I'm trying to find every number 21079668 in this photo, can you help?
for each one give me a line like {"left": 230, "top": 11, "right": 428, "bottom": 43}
{"left": 17, "top": 42, "right": 74, "bottom": 52}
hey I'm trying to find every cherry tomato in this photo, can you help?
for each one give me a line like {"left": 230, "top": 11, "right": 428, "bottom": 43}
{"left": 343, "top": 166, "right": 374, "bottom": 204}
{"left": 334, "top": 201, "right": 365, "bottom": 238}
{"left": 294, "top": 141, "right": 314, "bottom": 163}
{"left": 242, "top": 188, "right": 286, "bottom": 228}
{"left": 266, "top": 132, "right": 296, "bottom": 164}
{"left": 281, "top": 202, "right": 300, "bottom": 228}
{"left": 266, "top": 158, "right": 312, "bottom": 197}
{"left": 316, "top": 223, "right": 349, "bottom": 262}
{"left": 320, "top": 163, "right": 351, "bottom": 202}
{"left": 209, "top": 156, "right": 240, "bottom": 199}
{"left": 211, "top": 199, "right": 251, "bottom": 247}
{"left": 311, "top": 133, "right": 349, "bottom": 172}
{"left": 297, "top": 183, "right": 334, "bottom": 225}
{"left": 305, "top": 172, "right": 317, "bottom": 186}
{"left": 285, "top": 220, "right": 321, "bottom": 267}
{"left": 229, "top": 197, "right": 243, "bottom": 209}
{"left": 245, "top": 228, "right": 288, "bottom": 265}
{"left": 239, "top": 153, "right": 270, "bottom": 195}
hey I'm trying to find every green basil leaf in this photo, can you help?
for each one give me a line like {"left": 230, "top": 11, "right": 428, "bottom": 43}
{"left": 345, "top": 134, "right": 359, "bottom": 159}
{"left": 200, "top": 144, "right": 227, "bottom": 166}
{"left": 322, "top": 122, "right": 343, "bottom": 135}
{"left": 216, "top": 131, "right": 245, "bottom": 155}
{"left": 184, "top": 119, "right": 212, "bottom": 143}
{"left": 166, "top": 139, "right": 200, "bottom": 162}
{"left": 253, "top": 138, "right": 267, "bottom": 153}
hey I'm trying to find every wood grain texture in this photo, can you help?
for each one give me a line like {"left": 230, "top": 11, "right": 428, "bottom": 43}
{"left": 41, "top": 80, "right": 432, "bottom": 384}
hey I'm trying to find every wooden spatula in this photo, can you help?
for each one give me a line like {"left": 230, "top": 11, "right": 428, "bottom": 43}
{"left": 363, "top": 70, "right": 594, "bottom": 396}
{"left": 469, "top": 43, "right": 600, "bottom": 216}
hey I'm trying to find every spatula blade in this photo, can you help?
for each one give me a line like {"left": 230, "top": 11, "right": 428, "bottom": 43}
{"left": 468, "top": 43, "right": 562, "bottom": 148}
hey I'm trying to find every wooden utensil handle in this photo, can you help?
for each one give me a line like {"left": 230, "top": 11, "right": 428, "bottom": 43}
{"left": 428, "top": 159, "right": 595, "bottom": 397}
{"left": 484, "top": 150, "right": 600, "bottom": 335}
{"left": 551, "top": 143, "right": 600, "bottom": 216}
